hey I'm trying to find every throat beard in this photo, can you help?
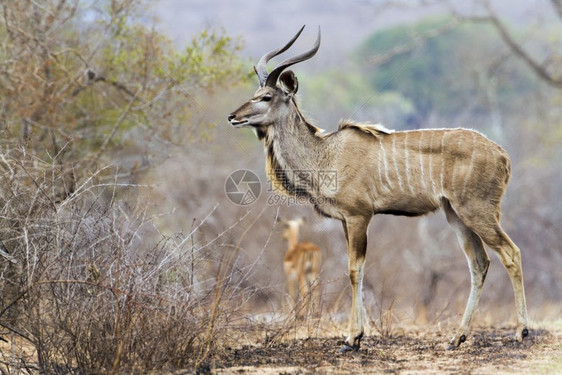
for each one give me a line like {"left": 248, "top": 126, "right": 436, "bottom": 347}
{"left": 265, "top": 139, "right": 313, "bottom": 199}
{"left": 253, "top": 127, "right": 267, "bottom": 140}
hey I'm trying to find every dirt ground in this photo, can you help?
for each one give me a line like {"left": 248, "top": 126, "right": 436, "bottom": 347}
{"left": 207, "top": 323, "right": 562, "bottom": 374}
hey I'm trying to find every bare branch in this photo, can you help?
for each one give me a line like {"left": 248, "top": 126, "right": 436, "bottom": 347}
{"left": 89, "top": 88, "right": 141, "bottom": 166}
{"left": 71, "top": 71, "right": 137, "bottom": 98}
{"left": 484, "top": 5, "right": 562, "bottom": 88}
{"left": 366, "top": 18, "right": 459, "bottom": 66}
{"left": 451, "top": 2, "right": 562, "bottom": 89}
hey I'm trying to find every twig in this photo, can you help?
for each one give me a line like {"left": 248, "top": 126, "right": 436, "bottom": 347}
{"left": 450, "top": 0, "right": 562, "bottom": 89}
{"left": 367, "top": 18, "right": 459, "bottom": 66}
{"left": 90, "top": 88, "right": 141, "bottom": 167}
{"left": 195, "top": 205, "right": 269, "bottom": 368}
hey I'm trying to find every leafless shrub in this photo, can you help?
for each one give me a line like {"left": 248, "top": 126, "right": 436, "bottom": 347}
{"left": 370, "top": 284, "right": 397, "bottom": 339}
{"left": 0, "top": 150, "right": 257, "bottom": 374}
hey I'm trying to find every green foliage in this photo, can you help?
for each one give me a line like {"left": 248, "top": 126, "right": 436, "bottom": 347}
{"left": 301, "top": 69, "right": 415, "bottom": 127}
{"left": 304, "top": 69, "right": 374, "bottom": 109}
{"left": 357, "top": 17, "right": 538, "bottom": 121}
{"left": 0, "top": 0, "right": 249, "bottom": 174}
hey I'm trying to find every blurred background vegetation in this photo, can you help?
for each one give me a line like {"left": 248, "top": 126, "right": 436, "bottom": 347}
{"left": 0, "top": 0, "right": 561, "bottom": 373}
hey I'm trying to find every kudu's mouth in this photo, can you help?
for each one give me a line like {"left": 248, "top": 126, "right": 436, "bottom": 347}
{"left": 229, "top": 114, "right": 264, "bottom": 128}
{"left": 228, "top": 113, "right": 248, "bottom": 127}
{"left": 229, "top": 119, "right": 249, "bottom": 127}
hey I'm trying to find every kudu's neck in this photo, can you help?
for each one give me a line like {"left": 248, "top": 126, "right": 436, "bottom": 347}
{"left": 273, "top": 104, "right": 330, "bottom": 168}
{"left": 266, "top": 103, "right": 332, "bottom": 197}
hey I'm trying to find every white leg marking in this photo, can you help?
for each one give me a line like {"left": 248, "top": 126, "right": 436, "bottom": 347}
{"left": 347, "top": 264, "right": 364, "bottom": 345}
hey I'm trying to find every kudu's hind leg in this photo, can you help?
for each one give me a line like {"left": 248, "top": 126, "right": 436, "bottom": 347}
{"left": 470, "top": 220, "right": 529, "bottom": 342}
{"left": 444, "top": 202, "right": 490, "bottom": 349}
{"left": 454, "top": 200, "right": 529, "bottom": 344}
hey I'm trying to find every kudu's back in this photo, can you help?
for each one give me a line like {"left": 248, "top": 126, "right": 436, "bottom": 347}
{"left": 337, "top": 127, "right": 510, "bottom": 218}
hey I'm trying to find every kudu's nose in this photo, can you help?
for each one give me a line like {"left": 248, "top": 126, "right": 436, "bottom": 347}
{"left": 228, "top": 113, "right": 236, "bottom": 122}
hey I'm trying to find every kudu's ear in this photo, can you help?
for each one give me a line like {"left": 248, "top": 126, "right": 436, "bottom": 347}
{"left": 279, "top": 70, "right": 299, "bottom": 96}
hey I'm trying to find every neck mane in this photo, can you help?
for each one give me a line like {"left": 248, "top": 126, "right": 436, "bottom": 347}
{"left": 264, "top": 102, "right": 330, "bottom": 198}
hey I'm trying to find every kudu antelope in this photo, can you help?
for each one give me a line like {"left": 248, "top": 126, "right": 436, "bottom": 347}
{"left": 228, "top": 26, "right": 528, "bottom": 352}
{"left": 280, "top": 218, "right": 321, "bottom": 304}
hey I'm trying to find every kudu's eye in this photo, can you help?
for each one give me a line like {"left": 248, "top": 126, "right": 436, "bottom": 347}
{"left": 261, "top": 95, "right": 272, "bottom": 102}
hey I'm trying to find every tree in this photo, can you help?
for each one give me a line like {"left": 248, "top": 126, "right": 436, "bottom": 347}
{"left": 450, "top": 0, "right": 562, "bottom": 89}
{"left": 301, "top": 69, "right": 415, "bottom": 128}
{"left": 357, "top": 16, "right": 538, "bottom": 125}
{"left": 0, "top": 0, "right": 247, "bottom": 185}
{"left": 0, "top": 2, "right": 251, "bottom": 372}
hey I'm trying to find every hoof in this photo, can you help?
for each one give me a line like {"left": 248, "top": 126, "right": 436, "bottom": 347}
{"left": 522, "top": 328, "right": 529, "bottom": 338}
{"left": 339, "top": 343, "right": 360, "bottom": 354}
{"left": 447, "top": 334, "right": 466, "bottom": 350}
{"left": 338, "top": 333, "right": 363, "bottom": 354}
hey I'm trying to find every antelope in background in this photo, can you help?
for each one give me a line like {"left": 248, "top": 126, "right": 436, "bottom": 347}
{"left": 280, "top": 218, "right": 321, "bottom": 305}
{"left": 228, "top": 26, "right": 528, "bottom": 353}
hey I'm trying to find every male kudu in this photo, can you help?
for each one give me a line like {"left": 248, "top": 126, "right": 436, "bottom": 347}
{"left": 228, "top": 26, "right": 528, "bottom": 352}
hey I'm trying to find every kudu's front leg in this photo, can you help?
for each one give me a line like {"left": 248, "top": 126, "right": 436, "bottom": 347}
{"left": 340, "top": 216, "right": 370, "bottom": 353}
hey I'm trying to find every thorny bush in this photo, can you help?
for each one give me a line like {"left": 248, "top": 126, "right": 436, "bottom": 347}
{"left": 0, "top": 149, "right": 245, "bottom": 373}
